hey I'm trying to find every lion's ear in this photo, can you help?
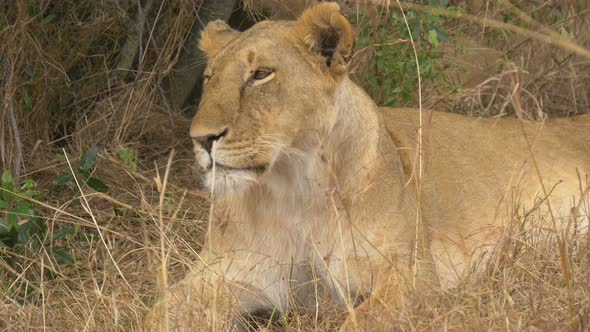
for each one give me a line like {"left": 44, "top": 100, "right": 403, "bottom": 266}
{"left": 199, "top": 20, "right": 240, "bottom": 59}
{"left": 294, "top": 3, "right": 355, "bottom": 76}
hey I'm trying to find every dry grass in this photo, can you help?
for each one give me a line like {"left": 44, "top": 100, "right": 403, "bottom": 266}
{"left": 1, "top": 0, "right": 589, "bottom": 331}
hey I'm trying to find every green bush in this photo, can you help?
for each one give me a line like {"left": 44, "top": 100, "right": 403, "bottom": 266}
{"left": 55, "top": 148, "right": 108, "bottom": 193}
{"left": 0, "top": 170, "right": 73, "bottom": 265}
{"left": 354, "top": 1, "right": 460, "bottom": 107}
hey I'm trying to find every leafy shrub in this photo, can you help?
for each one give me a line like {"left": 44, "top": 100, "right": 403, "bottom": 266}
{"left": 354, "top": 1, "right": 460, "bottom": 107}
{"left": 55, "top": 148, "right": 108, "bottom": 193}
{"left": 0, "top": 171, "right": 43, "bottom": 247}
{"left": 0, "top": 170, "right": 73, "bottom": 265}
{"left": 116, "top": 145, "right": 138, "bottom": 172}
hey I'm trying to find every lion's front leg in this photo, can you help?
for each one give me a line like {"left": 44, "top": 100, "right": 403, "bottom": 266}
{"left": 338, "top": 294, "right": 403, "bottom": 332}
{"left": 338, "top": 264, "right": 441, "bottom": 332}
{"left": 148, "top": 274, "right": 276, "bottom": 331}
{"left": 145, "top": 248, "right": 297, "bottom": 331}
{"left": 146, "top": 268, "right": 237, "bottom": 331}
{"left": 337, "top": 271, "right": 409, "bottom": 332}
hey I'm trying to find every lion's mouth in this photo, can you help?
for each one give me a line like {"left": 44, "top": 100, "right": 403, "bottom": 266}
{"left": 212, "top": 162, "right": 266, "bottom": 173}
{"left": 194, "top": 148, "right": 267, "bottom": 174}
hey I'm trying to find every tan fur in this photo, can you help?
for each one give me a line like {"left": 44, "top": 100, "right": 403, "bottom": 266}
{"left": 293, "top": 2, "right": 355, "bottom": 75}
{"left": 147, "top": 4, "right": 590, "bottom": 331}
{"left": 198, "top": 20, "right": 241, "bottom": 59}
{"left": 250, "top": 0, "right": 318, "bottom": 19}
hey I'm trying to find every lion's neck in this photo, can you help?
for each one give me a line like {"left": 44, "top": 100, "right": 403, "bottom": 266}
{"left": 327, "top": 77, "right": 383, "bottom": 193}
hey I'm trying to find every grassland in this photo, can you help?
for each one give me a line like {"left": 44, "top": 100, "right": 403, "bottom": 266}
{"left": 1, "top": 1, "right": 589, "bottom": 330}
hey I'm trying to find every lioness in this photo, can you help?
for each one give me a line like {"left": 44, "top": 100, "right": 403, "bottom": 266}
{"left": 148, "top": 3, "right": 590, "bottom": 330}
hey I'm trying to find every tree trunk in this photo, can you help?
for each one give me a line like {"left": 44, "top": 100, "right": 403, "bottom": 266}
{"left": 166, "top": 0, "right": 237, "bottom": 114}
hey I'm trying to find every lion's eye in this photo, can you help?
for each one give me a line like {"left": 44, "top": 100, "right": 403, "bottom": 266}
{"left": 252, "top": 68, "right": 273, "bottom": 80}
{"left": 203, "top": 74, "right": 212, "bottom": 82}
{"left": 247, "top": 68, "right": 275, "bottom": 87}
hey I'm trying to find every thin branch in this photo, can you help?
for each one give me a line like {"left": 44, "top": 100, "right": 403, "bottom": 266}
{"left": 3, "top": 60, "right": 22, "bottom": 184}
{"left": 396, "top": 2, "right": 590, "bottom": 60}
{"left": 115, "top": 0, "right": 154, "bottom": 81}
{"left": 8, "top": 100, "right": 22, "bottom": 184}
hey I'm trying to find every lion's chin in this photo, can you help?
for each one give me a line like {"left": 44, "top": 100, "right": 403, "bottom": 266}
{"left": 203, "top": 167, "right": 259, "bottom": 196}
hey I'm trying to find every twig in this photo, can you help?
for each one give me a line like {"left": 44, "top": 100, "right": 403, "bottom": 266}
{"left": 135, "top": 0, "right": 154, "bottom": 82}
{"left": 116, "top": 0, "right": 154, "bottom": 81}
{"left": 395, "top": 2, "right": 590, "bottom": 60}
{"left": 7, "top": 99, "right": 22, "bottom": 185}
{"left": 394, "top": 0, "right": 423, "bottom": 289}
{"left": 157, "top": 149, "right": 175, "bottom": 332}
{"left": 2, "top": 60, "right": 22, "bottom": 185}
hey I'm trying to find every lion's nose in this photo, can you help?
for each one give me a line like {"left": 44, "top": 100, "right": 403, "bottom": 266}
{"left": 192, "top": 128, "right": 228, "bottom": 155}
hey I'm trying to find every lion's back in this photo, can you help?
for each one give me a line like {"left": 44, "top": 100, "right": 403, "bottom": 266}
{"left": 380, "top": 107, "right": 589, "bottom": 286}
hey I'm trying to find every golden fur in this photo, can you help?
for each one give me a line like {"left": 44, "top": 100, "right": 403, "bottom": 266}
{"left": 147, "top": 3, "right": 590, "bottom": 331}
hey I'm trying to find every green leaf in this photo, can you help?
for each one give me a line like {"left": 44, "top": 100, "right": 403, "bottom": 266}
{"left": 22, "top": 88, "right": 33, "bottom": 111}
{"left": 54, "top": 154, "right": 66, "bottom": 162}
{"left": 52, "top": 226, "right": 73, "bottom": 242}
{"left": 428, "top": 29, "right": 440, "bottom": 47}
{"left": 9, "top": 207, "right": 33, "bottom": 218}
{"left": 434, "top": 27, "right": 450, "bottom": 42}
{"left": 86, "top": 177, "right": 108, "bottom": 192}
{"left": 447, "top": 6, "right": 465, "bottom": 16}
{"left": 411, "top": 21, "right": 421, "bottom": 40}
{"left": 376, "top": 57, "right": 385, "bottom": 70}
{"left": 6, "top": 213, "right": 17, "bottom": 226}
{"left": 115, "top": 146, "right": 137, "bottom": 172}
{"left": 39, "top": 13, "right": 58, "bottom": 25}
{"left": 2, "top": 170, "right": 14, "bottom": 191}
{"left": 17, "top": 224, "right": 30, "bottom": 244}
{"left": 51, "top": 248, "right": 74, "bottom": 265}
{"left": 25, "top": 67, "right": 35, "bottom": 79}
{"left": 20, "top": 179, "right": 35, "bottom": 190}
{"left": 113, "top": 208, "right": 125, "bottom": 216}
{"left": 0, "top": 224, "right": 18, "bottom": 247}
{"left": 78, "top": 148, "right": 98, "bottom": 173}
{"left": 26, "top": 217, "right": 47, "bottom": 245}
{"left": 560, "top": 26, "right": 572, "bottom": 40}
{"left": 357, "top": 34, "right": 371, "bottom": 48}
{"left": 8, "top": 205, "right": 35, "bottom": 219}
{"left": 73, "top": 224, "right": 81, "bottom": 238}
{"left": 54, "top": 173, "right": 74, "bottom": 186}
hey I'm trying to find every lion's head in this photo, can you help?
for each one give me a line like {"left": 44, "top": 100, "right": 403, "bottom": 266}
{"left": 190, "top": 3, "right": 355, "bottom": 195}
